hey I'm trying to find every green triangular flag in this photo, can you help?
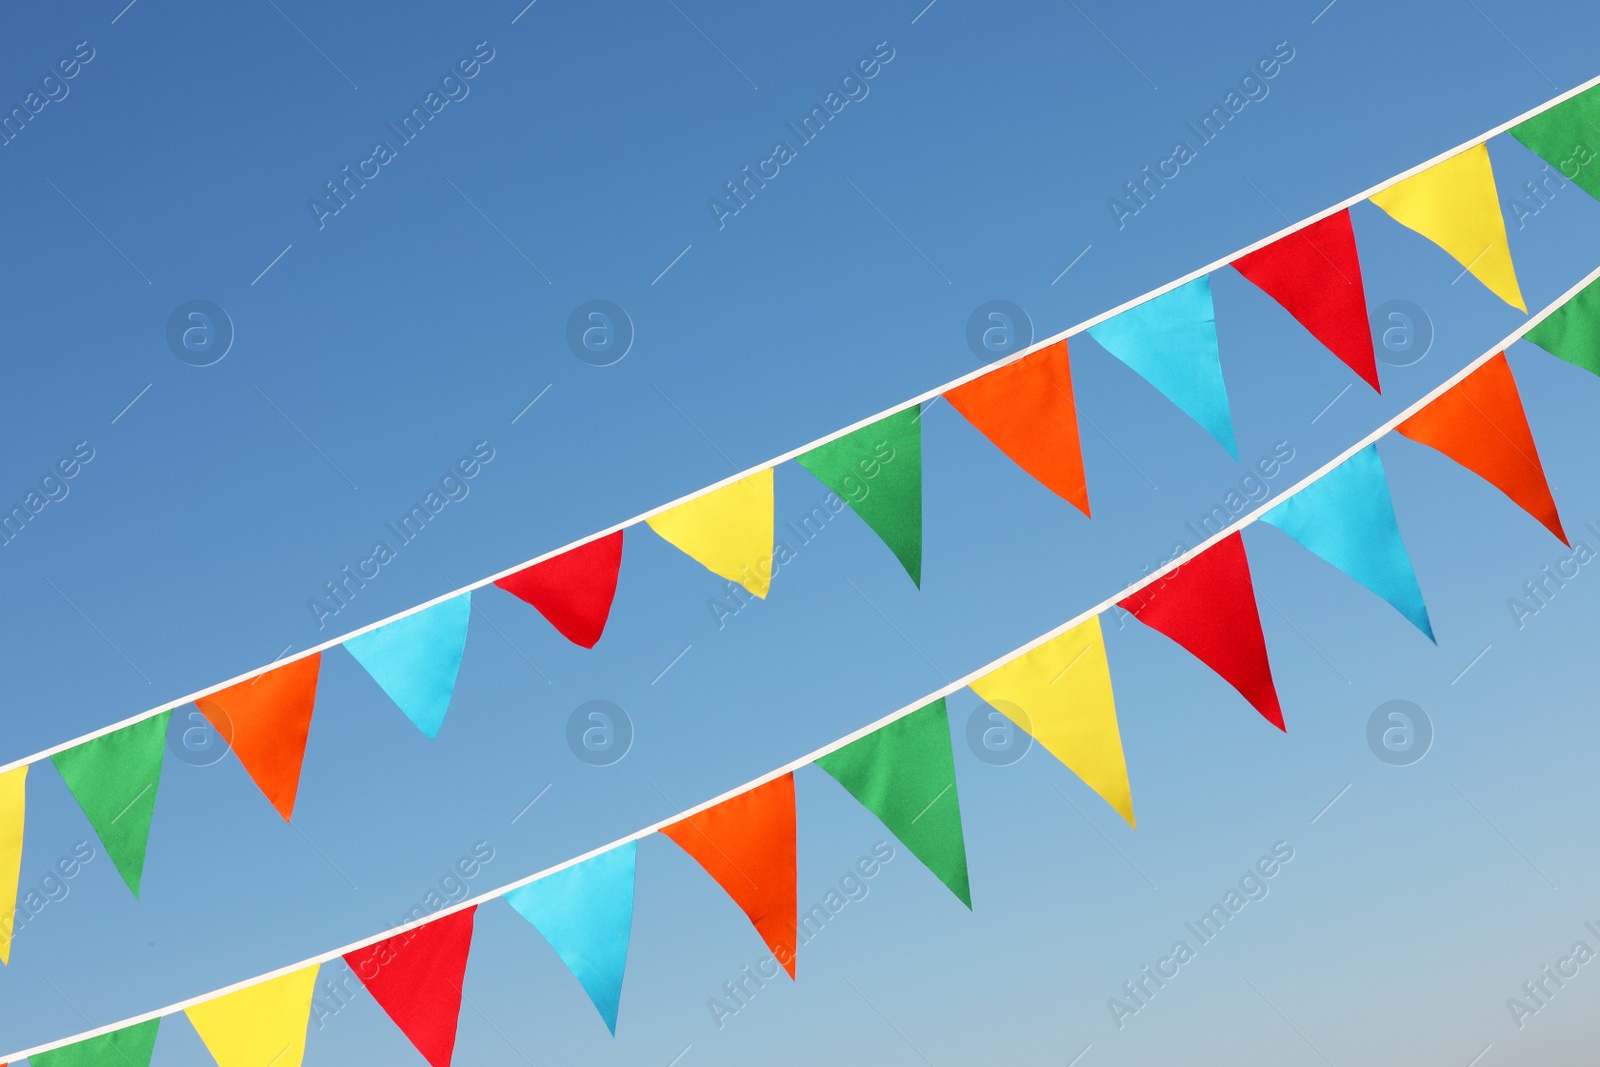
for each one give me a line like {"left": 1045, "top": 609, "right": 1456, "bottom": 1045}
{"left": 798, "top": 407, "right": 923, "bottom": 585}
{"left": 31, "top": 1018, "right": 161, "bottom": 1067}
{"left": 1510, "top": 85, "right": 1600, "bottom": 203}
{"left": 51, "top": 711, "right": 171, "bottom": 898}
{"left": 1526, "top": 275, "right": 1600, "bottom": 378}
{"left": 816, "top": 698, "right": 971, "bottom": 907}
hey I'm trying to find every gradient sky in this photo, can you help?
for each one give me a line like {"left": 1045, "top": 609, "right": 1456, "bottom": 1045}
{"left": 2, "top": 1, "right": 1600, "bottom": 1064}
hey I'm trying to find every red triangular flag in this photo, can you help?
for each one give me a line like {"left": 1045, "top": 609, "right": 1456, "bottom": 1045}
{"left": 661, "top": 774, "right": 798, "bottom": 977}
{"left": 1396, "top": 352, "right": 1566, "bottom": 544}
{"left": 944, "top": 339, "right": 1091, "bottom": 516}
{"left": 344, "top": 907, "right": 476, "bottom": 1067}
{"left": 195, "top": 654, "right": 321, "bottom": 820}
{"left": 1233, "top": 209, "right": 1380, "bottom": 392}
{"left": 494, "top": 530, "right": 624, "bottom": 648}
{"left": 1118, "top": 532, "right": 1284, "bottom": 730}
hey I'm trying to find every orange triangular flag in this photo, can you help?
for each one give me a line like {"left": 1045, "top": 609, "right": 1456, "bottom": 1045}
{"left": 944, "top": 340, "right": 1090, "bottom": 516}
{"left": 660, "top": 774, "right": 798, "bottom": 977}
{"left": 1396, "top": 352, "right": 1566, "bottom": 544}
{"left": 195, "top": 654, "right": 322, "bottom": 820}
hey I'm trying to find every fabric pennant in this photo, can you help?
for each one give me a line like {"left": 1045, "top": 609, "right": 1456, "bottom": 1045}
{"left": 944, "top": 339, "right": 1091, "bottom": 516}
{"left": 1118, "top": 532, "right": 1284, "bottom": 730}
{"left": 344, "top": 906, "right": 477, "bottom": 1067}
{"left": 661, "top": 774, "right": 798, "bottom": 977}
{"left": 1233, "top": 209, "right": 1380, "bottom": 391}
{"left": 1087, "top": 275, "right": 1238, "bottom": 458}
{"left": 1510, "top": 83, "right": 1600, "bottom": 204}
{"left": 1525, "top": 274, "right": 1600, "bottom": 378}
{"left": 1261, "top": 444, "right": 1434, "bottom": 640}
{"left": 195, "top": 654, "right": 321, "bottom": 821}
{"left": 1369, "top": 143, "right": 1525, "bottom": 311}
{"left": 50, "top": 711, "right": 171, "bottom": 898}
{"left": 344, "top": 594, "right": 472, "bottom": 739}
{"left": 816, "top": 700, "right": 971, "bottom": 906}
{"left": 0, "top": 766, "right": 24, "bottom": 965}
{"left": 797, "top": 408, "right": 924, "bottom": 585}
{"left": 494, "top": 530, "right": 624, "bottom": 648}
{"left": 31, "top": 1019, "right": 160, "bottom": 1067}
{"left": 505, "top": 842, "right": 637, "bottom": 1034}
{"left": 646, "top": 469, "right": 775, "bottom": 598}
{"left": 186, "top": 965, "right": 319, "bottom": 1067}
{"left": 1395, "top": 352, "right": 1566, "bottom": 543}
{"left": 968, "top": 616, "right": 1134, "bottom": 826}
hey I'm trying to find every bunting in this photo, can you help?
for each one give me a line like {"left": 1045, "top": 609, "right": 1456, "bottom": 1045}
{"left": 816, "top": 699, "right": 972, "bottom": 906}
{"left": 30, "top": 1020, "right": 160, "bottom": 1067}
{"left": 494, "top": 530, "right": 625, "bottom": 648}
{"left": 50, "top": 711, "right": 171, "bottom": 898}
{"left": 661, "top": 774, "right": 798, "bottom": 977}
{"left": 1233, "top": 209, "right": 1380, "bottom": 391}
{"left": 1509, "top": 83, "right": 1600, "bottom": 203}
{"left": 344, "top": 907, "right": 476, "bottom": 1067}
{"left": 944, "top": 339, "right": 1091, "bottom": 516}
{"left": 195, "top": 655, "right": 321, "bottom": 821}
{"left": 344, "top": 594, "right": 472, "bottom": 739}
{"left": 1526, "top": 274, "right": 1600, "bottom": 378}
{"left": 1118, "top": 532, "right": 1284, "bottom": 730}
{"left": 1369, "top": 143, "right": 1525, "bottom": 311}
{"left": 1087, "top": 275, "right": 1238, "bottom": 458}
{"left": 797, "top": 408, "right": 924, "bottom": 585}
{"left": 646, "top": 469, "right": 775, "bottom": 598}
{"left": 1395, "top": 352, "right": 1566, "bottom": 543}
{"left": 185, "top": 965, "right": 319, "bottom": 1067}
{"left": 968, "top": 616, "right": 1134, "bottom": 826}
{"left": 505, "top": 842, "right": 637, "bottom": 1034}
{"left": 0, "top": 766, "right": 24, "bottom": 965}
{"left": 1261, "top": 445, "right": 1434, "bottom": 639}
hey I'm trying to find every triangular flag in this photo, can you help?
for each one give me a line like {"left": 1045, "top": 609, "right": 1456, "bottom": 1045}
{"left": 344, "top": 907, "right": 476, "bottom": 1067}
{"left": 1261, "top": 444, "right": 1434, "bottom": 640}
{"left": 1087, "top": 275, "right": 1237, "bottom": 458}
{"left": 31, "top": 1019, "right": 160, "bottom": 1067}
{"left": 50, "top": 711, "right": 171, "bottom": 898}
{"left": 1510, "top": 84, "right": 1600, "bottom": 203}
{"left": 1395, "top": 352, "right": 1566, "bottom": 543}
{"left": 646, "top": 469, "right": 774, "bottom": 598}
{"left": 1369, "top": 144, "right": 1525, "bottom": 311}
{"left": 195, "top": 654, "right": 321, "bottom": 821}
{"left": 1233, "top": 209, "right": 1380, "bottom": 391}
{"left": 968, "top": 616, "right": 1134, "bottom": 826}
{"left": 344, "top": 594, "right": 472, "bottom": 739}
{"left": 0, "top": 766, "right": 25, "bottom": 964}
{"left": 797, "top": 408, "right": 924, "bottom": 585}
{"left": 186, "top": 965, "right": 319, "bottom": 1067}
{"left": 944, "top": 339, "right": 1091, "bottom": 516}
{"left": 494, "top": 530, "right": 624, "bottom": 648}
{"left": 505, "top": 842, "right": 636, "bottom": 1034}
{"left": 815, "top": 699, "right": 971, "bottom": 906}
{"left": 1526, "top": 275, "right": 1600, "bottom": 378}
{"left": 1118, "top": 532, "right": 1284, "bottom": 730}
{"left": 660, "top": 774, "right": 797, "bottom": 977}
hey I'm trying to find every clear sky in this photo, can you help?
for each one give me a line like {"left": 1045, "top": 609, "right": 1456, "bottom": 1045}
{"left": 2, "top": 0, "right": 1600, "bottom": 1064}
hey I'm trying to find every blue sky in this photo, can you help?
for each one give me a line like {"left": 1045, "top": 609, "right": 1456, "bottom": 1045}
{"left": 3, "top": 0, "right": 1600, "bottom": 1064}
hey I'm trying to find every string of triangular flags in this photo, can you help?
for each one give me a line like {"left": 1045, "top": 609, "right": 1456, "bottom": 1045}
{"left": 9, "top": 256, "right": 1600, "bottom": 1065}
{"left": 2, "top": 76, "right": 1600, "bottom": 979}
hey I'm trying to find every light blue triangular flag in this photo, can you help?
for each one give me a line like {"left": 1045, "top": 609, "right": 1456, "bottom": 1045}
{"left": 343, "top": 593, "right": 472, "bottom": 738}
{"left": 1261, "top": 444, "right": 1434, "bottom": 640}
{"left": 506, "top": 841, "right": 637, "bottom": 1034}
{"left": 1087, "top": 274, "right": 1238, "bottom": 458}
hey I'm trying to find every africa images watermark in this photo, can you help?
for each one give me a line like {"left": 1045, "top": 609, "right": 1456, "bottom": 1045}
{"left": 1506, "top": 518, "right": 1600, "bottom": 630}
{"left": 1505, "top": 920, "right": 1600, "bottom": 1030}
{"left": 0, "top": 40, "right": 95, "bottom": 147}
{"left": 1108, "top": 41, "right": 1296, "bottom": 230}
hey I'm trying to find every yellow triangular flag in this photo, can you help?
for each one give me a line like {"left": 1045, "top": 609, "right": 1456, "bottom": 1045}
{"left": 969, "top": 615, "right": 1135, "bottom": 826}
{"left": 186, "top": 964, "right": 319, "bottom": 1067}
{"left": 0, "top": 765, "right": 25, "bottom": 965}
{"left": 646, "top": 468, "right": 775, "bottom": 597}
{"left": 1369, "top": 143, "right": 1525, "bottom": 311}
